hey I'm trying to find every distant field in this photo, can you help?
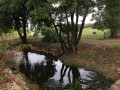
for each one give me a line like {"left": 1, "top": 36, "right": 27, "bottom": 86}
{"left": 1, "top": 31, "right": 32, "bottom": 38}
{"left": 1, "top": 28, "right": 111, "bottom": 41}
{"left": 81, "top": 29, "right": 110, "bottom": 39}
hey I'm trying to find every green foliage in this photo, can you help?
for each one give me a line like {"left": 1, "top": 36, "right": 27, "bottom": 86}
{"left": 105, "top": 0, "right": 120, "bottom": 31}
{"left": 61, "top": 24, "right": 71, "bottom": 34}
{"left": 93, "top": 21, "right": 108, "bottom": 31}
{"left": 0, "top": 0, "right": 30, "bottom": 43}
{"left": 64, "top": 83, "right": 87, "bottom": 90}
{"left": 0, "top": 0, "right": 13, "bottom": 35}
{"left": 95, "top": 0, "right": 120, "bottom": 37}
{"left": 69, "top": 84, "right": 86, "bottom": 90}
{"left": 27, "top": 0, "right": 97, "bottom": 53}
{"left": 41, "top": 27, "right": 59, "bottom": 43}
{"left": 27, "top": 0, "right": 52, "bottom": 27}
{"left": 88, "top": 53, "right": 92, "bottom": 56}
{"left": 0, "top": 38, "right": 15, "bottom": 51}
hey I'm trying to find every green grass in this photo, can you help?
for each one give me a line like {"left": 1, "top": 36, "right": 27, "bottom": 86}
{"left": 29, "top": 41, "right": 60, "bottom": 47}
{"left": 1, "top": 30, "right": 33, "bottom": 38}
{"left": 81, "top": 29, "right": 110, "bottom": 39}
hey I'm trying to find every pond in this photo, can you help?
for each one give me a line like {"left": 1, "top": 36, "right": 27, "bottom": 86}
{"left": 18, "top": 50, "right": 113, "bottom": 90}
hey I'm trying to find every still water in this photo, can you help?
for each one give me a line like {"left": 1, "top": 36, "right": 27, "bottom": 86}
{"left": 18, "top": 51, "right": 113, "bottom": 90}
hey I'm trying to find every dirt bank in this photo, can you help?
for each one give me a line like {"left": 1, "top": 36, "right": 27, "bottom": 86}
{"left": 0, "top": 68, "right": 39, "bottom": 90}
{"left": 61, "top": 44, "right": 120, "bottom": 81}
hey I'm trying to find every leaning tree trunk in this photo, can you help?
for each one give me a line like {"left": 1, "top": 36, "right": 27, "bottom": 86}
{"left": 53, "top": 22, "right": 68, "bottom": 51}
{"left": 15, "top": 17, "right": 28, "bottom": 44}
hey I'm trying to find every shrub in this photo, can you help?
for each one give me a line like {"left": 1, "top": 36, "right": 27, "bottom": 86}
{"left": 41, "top": 27, "right": 59, "bottom": 43}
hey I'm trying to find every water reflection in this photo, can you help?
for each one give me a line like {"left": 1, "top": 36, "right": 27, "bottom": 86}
{"left": 19, "top": 51, "right": 112, "bottom": 89}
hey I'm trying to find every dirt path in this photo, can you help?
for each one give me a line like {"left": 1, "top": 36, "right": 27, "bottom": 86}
{"left": 82, "top": 39, "right": 120, "bottom": 47}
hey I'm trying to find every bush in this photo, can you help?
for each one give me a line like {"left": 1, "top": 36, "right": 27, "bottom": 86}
{"left": 41, "top": 27, "right": 59, "bottom": 43}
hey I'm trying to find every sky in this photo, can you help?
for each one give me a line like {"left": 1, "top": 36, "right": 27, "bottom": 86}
{"left": 85, "top": 14, "right": 96, "bottom": 24}
{"left": 28, "top": 14, "right": 95, "bottom": 30}
{"left": 53, "top": 3, "right": 96, "bottom": 24}
{"left": 68, "top": 14, "right": 96, "bottom": 24}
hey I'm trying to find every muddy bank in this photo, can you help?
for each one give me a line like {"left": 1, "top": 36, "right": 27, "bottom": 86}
{"left": 30, "top": 45, "right": 63, "bottom": 56}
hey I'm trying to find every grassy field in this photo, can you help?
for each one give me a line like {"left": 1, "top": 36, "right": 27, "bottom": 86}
{"left": 1, "top": 28, "right": 111, "bottom": 42}
{"left": 0, "top": 31, "right": 32, "bottom": 38}
{"left": 81, "top": 28, "right": 110, "bottom": 39}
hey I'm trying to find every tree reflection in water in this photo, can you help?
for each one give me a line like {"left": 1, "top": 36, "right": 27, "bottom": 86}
{"left": 20, "top": 51, "right": 57, "bottom": 89}
{"left": 19, "top": 51, "right": 112, "bottom": 90}
{"left": 60, "top": 64, "right": 81, "bottom": 84}
{"left": 59, "top": 64, "right": 84, "bottom": 89}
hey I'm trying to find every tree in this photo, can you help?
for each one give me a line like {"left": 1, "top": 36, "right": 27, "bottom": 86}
{"left": 52, "top": 0, "right": 96, "bottom": 53}
{"left": 93, "top": 21, "right": 109, "bottom": 38}
{"left": 29, "top": 0, "right": 96, "bottom": 53}
{"left": 105, "top": 0, "right": 120, "bottom": 37}
{"left": 0, "top": 0, "right": 30, "bottom": 44}
{"left": 0, "top": 0, "right": 12, "bottom": 36}
{"left": 95, "top": 0, "right": 120, "bottom": 38}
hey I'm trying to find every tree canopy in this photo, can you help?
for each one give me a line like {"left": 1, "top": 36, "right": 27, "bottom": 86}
{"left": 0, "top": 0, "right": 30, "bottom": 43}
{"left": 28, "top": 0, "right": 96, "bottom": 53}
{"left": 94, "top": 0, "right": 120, "bottom": 37}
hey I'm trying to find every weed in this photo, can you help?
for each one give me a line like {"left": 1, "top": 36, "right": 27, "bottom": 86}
{"left": 88, "top": 53, "right": 92, "bottom": 56}
{"left": 79, "top": 55, "right": 86, "bottom": 58}
{"left": 113, "top": 46, "right": 120, "bottom": 49}
{"left": 103, "top": 54, "right": 110, "bottom": 58}
{"left": 102, "top": 61, "right": 107, "bottom": 65}
{"left": 97, "top": 70, "right": 105, "bottom": 77}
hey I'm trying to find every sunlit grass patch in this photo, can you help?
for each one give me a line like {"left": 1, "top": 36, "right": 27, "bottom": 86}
{"left": 82, "top": 29, "right": 110, "bottom": 39}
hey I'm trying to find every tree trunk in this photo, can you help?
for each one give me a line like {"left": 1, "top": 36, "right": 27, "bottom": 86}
{"left": 77, "top": 15, "right": 86, "bottom": 45}
{"left": 67, "top": 32, "right": 72, "bottom": 49}
{"left": 104, "top": 31, "right": 105, "bottom": 38}
{"left": 53, "top": 22, "right": 68, "bottom": 50}
{"left": 65, "top": 11, "right": 72, "bottom": 49}
{"left": 110, "top": 30, "right": 117, "bottom": 38}
{"left": 22, "top": 18, "right": 28, "bottom": 44}
{"left": 15, "top": 17, "right": 27, "bottom": 44}
{"left": 71, "top": 13, "right": 77, "bottom": 54}
{"left": 75, "top": 7, "right": 79, "bottom": 54}
{"left": 21, "top": 37, "right": 27, "bottom": 44}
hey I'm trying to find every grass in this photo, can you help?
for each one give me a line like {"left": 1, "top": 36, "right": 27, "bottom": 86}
{"left": 29, "top": 41, "right": 60, "bottom": 47}
{"left": 2, "top": 28, "right": 110, "bottom": 39}
{"left": 61, "top": 45, "right": 120, "bottom": 81}
{"left": 113, "top": 45, "right": 120, "bottom": 49}
{"left": 1, "top": 30, "right": 33, "bottom": 38}
{"left": 25, "top": 28, "right": 111, "bottom": 47}
{"left": 81, "top": 29, "right": 110, "bottom": 39}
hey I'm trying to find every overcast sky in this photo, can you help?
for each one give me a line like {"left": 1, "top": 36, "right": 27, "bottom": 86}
{"left": 68, "top": 14, "right": 96, "bottom": 24}
{"left": 85, "top": 14, "right": 95, "bottom": 24}
{"left": 53, "top": 4, "right": 96, "bottom": 24}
